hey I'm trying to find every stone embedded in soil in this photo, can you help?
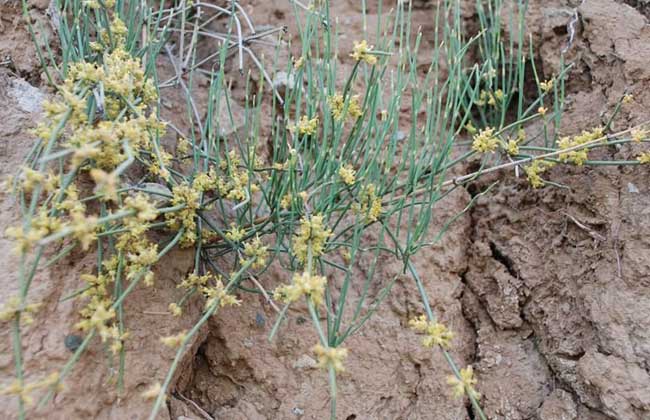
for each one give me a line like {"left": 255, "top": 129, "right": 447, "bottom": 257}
{"left": 538, "top": 389, "right": 578, "bottom": 420}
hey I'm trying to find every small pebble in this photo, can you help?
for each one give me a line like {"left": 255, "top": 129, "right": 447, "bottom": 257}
{"left": 255, "top": 312, "right": 266, "bottom": 328}
{"left": 292, "top": 407, "right": 305, "bottom": 416}
{"left": 64, "top": 334, "right": 83, "bottom": 352}
{"left": 628, "top": 182, "right": 639, "bottom": 193}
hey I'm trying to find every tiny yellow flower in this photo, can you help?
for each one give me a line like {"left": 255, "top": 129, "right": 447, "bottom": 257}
{"left": 292, "top": 215, "right": 332, "bottom": 264}
{"left": 328, "top": 93, "right": 363, "bottom": 122}
{"left": 505, "top": 139, "right": 519, "bottom": 156}
{"left": 224, "top": 223, "right": 246, "bottom": 242}
{"left": 280, "top": 193, "right": 292, "bottom": 210}
{"left": 89, "top": 41, "right": 103, "bottom": 52}
{"left": 539, "top": 79, "right": 554, "bottom": 93}
{"left": 538, "top": 106, "right": 548, "bottom": 116}
{"left": 353, "top": 184, "right": 382, "bottom": 223}
{"left": 447, "top": 366, "right": 480, "bottom": 400}
{"left": 637, "top": 152, "right": 650, "bottom": 164}
{"left": 341, "top": 248, "right": 352, "bottom": 263}
{"left": 141, "top": 382, "right": 162, "bottom": 400}
{"left": 557, "top": 127, "right": 603, "bottom": 165}
{"left": 338, "top": 165, "right": 356, "bottom": 186}
{"left": 471, "top": 127, "right": 499, "bottom": 154}
{"left": 631, "top": 128, "right": 646, "bottom": 143}
{"left": 242, "top": 236, "right": 269, "bottom": 269}
{"left": 409, "top": 315, "right": 454, "bottom": 349}
{"left": 160, "top": 331, "right": 187, "bottom": 348}
{"left": 178, "top": 272, "right": 210, "bottom": 289}
{"left": 202, "top": 284, "right": 240, "bottom": 309}
{"left": 294, "top": 56, "right": 305, "bottom": 70}
{"left": 0, "top": 296, "right": 42, "bottom": 326}
{"left": 273, "top": 271, "right": 327, "bottom": 306}
{"left": 351, "top": 40, "right": 377, "bottom": 65}
{"left": 124, "top": 193, "right": 158, "bottom": 222}
{"left": 289, "top": 115, "right": 319, "bottom": 136}
{"left": 622, "top": 94, "right": 634, "bottom": 105}
{"left": 524, "top": 160, "right": 555, "bottom": 188}
{"left": 71, "top": 212, "right": 98, "bottom": 250}
{"left": 168, "top": 303, "right": 182, "bottom": 317}
{"left": 21, "top": 167, "right": 45, "bottom": 192}
{"left": 313, "top": 344, "right": 348, "bottom": 373}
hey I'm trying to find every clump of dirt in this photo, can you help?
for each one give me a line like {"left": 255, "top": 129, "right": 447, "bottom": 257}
{"left": 1, "top": 1, "right": 649, "bottom": 419}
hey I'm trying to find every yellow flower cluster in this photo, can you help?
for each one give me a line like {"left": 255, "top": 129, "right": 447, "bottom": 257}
{"left": 631, "top": 128, "right": 647, "bottom": 143}
{"left": 160, "top": 331, "right": 187, "bottom": 348}
{"left": 292, "top": 214, "right": 332, "bottom": 264}
{"left": 0, "top": 372, "right": 60, "bottom": 406}
{"left": 141, "top": 382, "right": 162, "bottom": 401}
{"left": 218, "top": 173, "right": 249, "bottom": 201}
{"left": 289, "top": 115, "right": 319, "bottom": 136}
{"left": 124, "top": 193, "right": 158, "bottom": 222}
{"left": 178, "top": 272, "right": 210, "bottom": 289}
{"left": 328, "top": 93, "right": 363, "bottom": 122}
{"left": 168, "top": 303, "right": 182, "bottom": 317}
{"left": 539, "top": 79, "right": 554, "bottom": 93}
{"left": 201, "top": 277, "right": 241, "bottom": 309}
{"left": 447, "top": 366, "right": 480, "bottom": 400}
{"left": 75, "top": 285, "right": 125, "bottom": 355}
{"left": 70, "top": 212, "right": 99, "bottom": 251}
{"left": 557, "top": 127, "right": 604, "bottom": 166}
{"left": 7, "top": 12, "right": 167, "bottom": 299}
{"left": 638, "top": 152, "right": 650, "bottom": 164}
{"left": 176, "top": 272, "right": 240, "bottom": 312}
{"left": 505, "top": 139, "right": 520, "bottom": 156}
{"left": 165, "top": 185, "right": 201, "bottom": 247}
{"left": 214, "top": 151, "right": 259, "bottom": 203}
{"left": 351, "top": 40, "right": 378, "bottom": 65}
{"left": 504, "top": 128, "right": 526, "bottom": 156}
{"left": 225, "top": 224, "right": 246, "bottom": 242}
{"left": 353, "top": 184, "right": 382, "bottom": 223}
{"left": 409, "top": 315, "right": 454, "bottom": 349}
{"left": 192, "top": 171, "right": 215, "bottom": 192}
{"left": 338, "top": 164, "right": 357, "bottom": 186}
{"left": 524, "top": 160, "right": 556, "bottom": 188}
{"left": 273, "top": 271, "right": 327, "bottom": 306}
{"left": 242, "top": 236, "right": 269, "bottom": 270}
{"left": 126, "top": 245, "right": 159, "bottom": 283}
{"left": 6, "top": 218, "right": 50, "bottom": 255}
{"left": 622, "top": 94, "right": 634, "bottom": 105}
{"left": 0, "top": 297, "right": 42, "bottom": 326}
{"left": 475, "top": 89, "right": 504, "bottom": 107}
{"left": 19, "top": 167, "right": 44, "bottom": 193}
{"left": 112, "top": 195, "right": 159, "bottom": 287}
{"left": 293, "top": 56, "right": 306, "bottom": 70}
{"left": 313, "top": 344, "right": 348, "bottom": 373}
{"left": 89, "top": 169, "right": 118, "bottom": 201}
{"left": 36, "top": 45, "right": 162, "bottom": 175}
{"left": 471, "top": 127, "right": 499, "bottom": 154}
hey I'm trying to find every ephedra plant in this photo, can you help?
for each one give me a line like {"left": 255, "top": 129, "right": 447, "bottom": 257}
{"left": 3, "top": 0, "right": 649, "bottom": 418}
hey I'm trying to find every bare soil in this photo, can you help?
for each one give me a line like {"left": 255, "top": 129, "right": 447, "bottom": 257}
{"left": 1, "top": 1, "right": 649, "bottom": 419}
